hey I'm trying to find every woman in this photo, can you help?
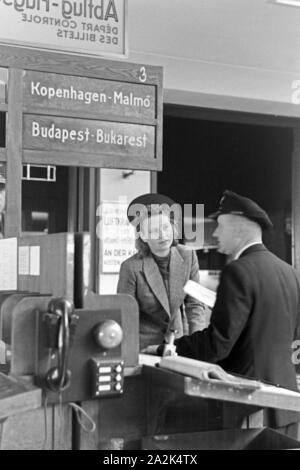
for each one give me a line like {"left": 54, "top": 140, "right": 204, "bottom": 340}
{"left": 117, "top": 193, "right": 208, "bottom": 352}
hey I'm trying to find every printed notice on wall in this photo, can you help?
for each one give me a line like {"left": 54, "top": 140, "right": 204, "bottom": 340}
{"left": 0, "top": 237, "right": 17, "bottom": 290}
{"left": 30, "top": 245, "right": 40, "bottom": 276}
{"left": 18, "top": 246, "right": 30, "bottom": 275}
{"left": 99, "top": 200, "right": 136, "bottom": 273}
{"left": 0, "top": 0, "right": 127, "bottom": 58}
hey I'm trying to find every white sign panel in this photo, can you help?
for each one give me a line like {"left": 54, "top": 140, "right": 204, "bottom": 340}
{"left": 100, "top": 201, "right": 136, "bottom": 273}
{"left": 18, "top": 246, "right": 30, "bottom": 275}
{"left": 0, "top": 0, "right": 127, "bottom": 58}
{"left": 30, "top": 245, "right": 40, "bottom": 276}
{"left": 0, "top": 237, "right": 17, "bottom": 290}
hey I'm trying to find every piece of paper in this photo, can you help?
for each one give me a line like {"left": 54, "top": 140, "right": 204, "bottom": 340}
{"left": 159, "top": 356, "right": 261, "bottom": 391}
{"left": 18, "top": 246, "right": 30, "bottom": 275}
{"left": 184, "top": 279, "right": 217, "bottom": 308}
{"left": 29, "top": 246, "right": 40, "bottom": 276}
{"left": 0, "top": 237, "right": 17, "bottom": 290}
{"left": 199, "top": 269, "right": 220, "bottom": 291}
{"left": 0, "top": 80, "right": 6, "bottom": 103}
{"left": 139, "top": 353, "right": 161, "bottom": 367}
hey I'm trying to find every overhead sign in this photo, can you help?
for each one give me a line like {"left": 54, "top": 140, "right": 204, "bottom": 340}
{"left": 0, "top": 0, "right": 127, "bottom": 58}
{"left": 23, "top": 71, "right": 156, "bottom": 120}
{"left": 23, "top": 114, "right": 155, "bottom": 158}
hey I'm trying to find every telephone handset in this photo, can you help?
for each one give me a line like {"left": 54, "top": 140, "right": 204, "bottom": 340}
{"left": 44, "top": 297, "right": 78, "bottom": 393}
{"left": 37, "top": 299, "right": 126, "bottom": 402}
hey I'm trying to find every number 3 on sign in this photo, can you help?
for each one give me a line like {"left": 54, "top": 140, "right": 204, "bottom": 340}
{"left": 139, "top": 66, "right": 147, "bottom": 83}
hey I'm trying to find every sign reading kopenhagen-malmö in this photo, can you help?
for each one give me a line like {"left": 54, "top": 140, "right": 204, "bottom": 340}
{"left": 23, "top": 70, "right": 156, "bottom": 120}
{"left": 0, "top": 0, "right": 127, "bottom": 58}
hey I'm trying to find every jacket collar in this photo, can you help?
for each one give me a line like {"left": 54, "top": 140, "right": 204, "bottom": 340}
{"left": 143, "top": 252, "right": 170, "bottom": 316}
{"left": 239, "top": 243, "right": 267, "bottom": 258}
{"left": 169, "top": 246, "right": 186, "bottom": 316}
{"left": 142, "top": 246, "right": 186, "bottom": 316}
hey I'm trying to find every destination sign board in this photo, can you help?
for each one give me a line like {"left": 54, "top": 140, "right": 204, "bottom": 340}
{"left": 23, "top": 70, "right": 156, "bottom": 120}
{"left": 23, "top": 114, "right": 155, "bottom": 158}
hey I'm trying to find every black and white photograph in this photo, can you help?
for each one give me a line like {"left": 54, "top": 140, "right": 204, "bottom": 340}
{"left": 0, "top": 0, "right": 300, "bottom": 454}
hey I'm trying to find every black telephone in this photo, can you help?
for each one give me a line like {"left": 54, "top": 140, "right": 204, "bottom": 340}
{"left": 36, "top": 297, "right": 125, "bottom": 403}
{"left": 43, "top": 297, "right": 78, "bottom": 393}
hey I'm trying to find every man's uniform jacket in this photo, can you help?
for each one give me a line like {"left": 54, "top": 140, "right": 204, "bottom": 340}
{"left": 176, "top": 243, "right": 300, "bottom": 427}
{"left": 117, "top": 244, "right": 206, "bottom": 350}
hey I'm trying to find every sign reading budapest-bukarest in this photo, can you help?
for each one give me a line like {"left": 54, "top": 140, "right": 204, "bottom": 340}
{"left": 0, "top": 0, "right": 127, "bottom": 57}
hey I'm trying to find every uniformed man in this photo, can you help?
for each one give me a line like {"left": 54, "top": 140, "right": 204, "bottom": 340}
{"left": 173, "top": 190, "right": 300, "bottom": 438}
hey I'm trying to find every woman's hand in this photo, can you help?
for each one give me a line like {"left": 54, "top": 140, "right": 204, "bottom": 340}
{"left": 140, "top": 344, "right": 160, "bottom": 355}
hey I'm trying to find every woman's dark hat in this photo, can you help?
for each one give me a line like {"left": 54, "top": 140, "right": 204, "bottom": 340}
{"left": 127, "top": 193, "right": 176, "bottom": 224}
{"left": 209, "top": 190, "right": 273, "bottom": 229}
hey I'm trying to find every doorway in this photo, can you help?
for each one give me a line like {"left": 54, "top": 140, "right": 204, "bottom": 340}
{"left": 22, "top": 165, "right": 69, "bottom": 234}
{"left": 159, "top": 106, "right": 295, "bottom": 270}
{"left": 21, "top": 166, "right": 95, "bottom": 236}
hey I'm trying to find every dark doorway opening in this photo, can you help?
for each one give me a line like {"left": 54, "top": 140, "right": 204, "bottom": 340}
{"left": 159, "top": 107, "right": 293, "bottom": 268}
{"left": 22, "top": 165, "right": 69, "bottom": 234}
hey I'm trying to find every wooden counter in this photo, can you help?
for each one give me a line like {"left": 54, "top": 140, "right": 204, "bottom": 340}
{"left": 0, "top": 373, "right": 41, "bottom": 420}
{"left": 142, "top": 365, "right": 300, "bottom": 413}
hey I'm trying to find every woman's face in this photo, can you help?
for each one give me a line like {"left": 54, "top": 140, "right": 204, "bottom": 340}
{"left": 140, "top": 212, "right": 174, "bottom": 256}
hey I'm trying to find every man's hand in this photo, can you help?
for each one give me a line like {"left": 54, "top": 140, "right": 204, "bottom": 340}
{"left": 141, "top": 340, "right": 179, "bottom": 356}
{"left": 140, "top": 344, "right": 160, "bottom": 355}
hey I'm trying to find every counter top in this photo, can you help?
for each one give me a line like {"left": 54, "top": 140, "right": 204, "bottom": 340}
{"left": 142, "top": 365, "right": 300, "bottom": 413}
{"left": 0, "top": 373, "right": 41, "bottom": 420}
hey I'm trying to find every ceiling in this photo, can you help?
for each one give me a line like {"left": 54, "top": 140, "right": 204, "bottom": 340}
{"left": 128, "top": 0, "right": 300, "bottom": 74}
